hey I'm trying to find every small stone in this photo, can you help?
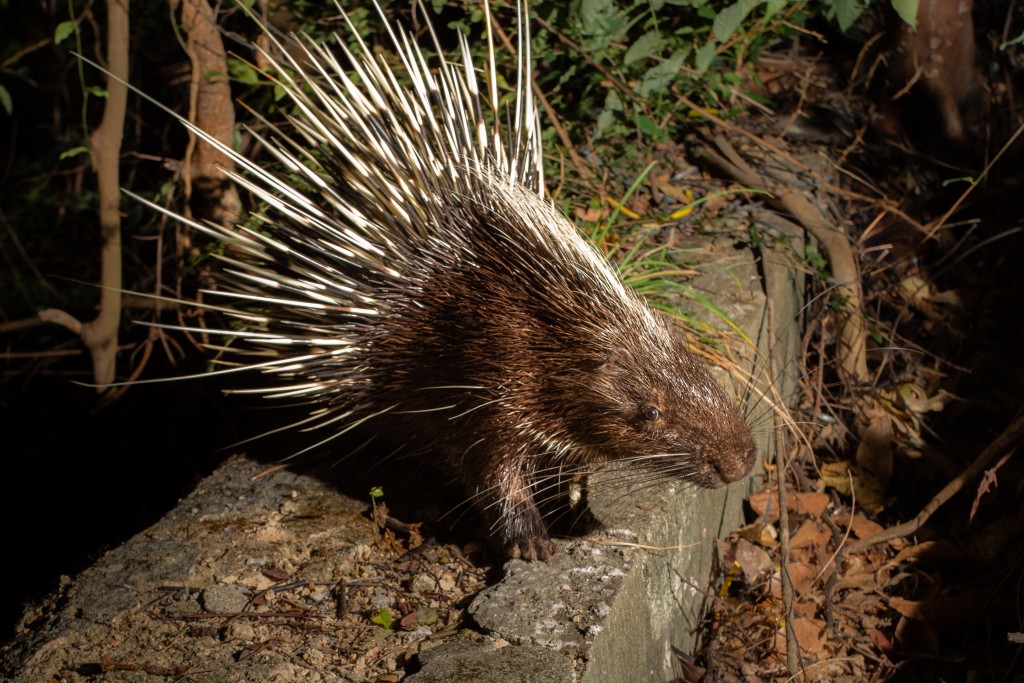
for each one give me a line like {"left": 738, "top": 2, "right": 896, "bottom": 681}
{"left": 409, "top": 573, "right": 437, "bottom": 594}
{"left": 369, "top": 588, "right": 394, "bottom": 609}
{"left": 201, "top": 585, "right": 249, "bottom": 614}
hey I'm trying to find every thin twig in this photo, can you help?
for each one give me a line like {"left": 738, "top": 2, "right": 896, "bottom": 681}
{"left": 676, "top": 93, "right": 813, "bottom": 173}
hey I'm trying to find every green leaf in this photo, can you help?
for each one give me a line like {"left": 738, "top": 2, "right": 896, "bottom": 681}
{"left": 635, "top": 114, "right": 658, "bottom": 137}
{"left": 832, "top": 0, "right": 865, "bottom": 32}
{"left": 0, "top": 84, "right": 11, "bottom": 115}
{"left": 576, "top": 0, "right": 630, "bottom": 48}
{"left": 763, "top": 0, "right": 789, "bottom": 21}
{"left": 695, "top": 41, "right": 717, "bottom": 74}
{"left": 623, "top": 31, "right": 663, "bottom": 66}
{"left": 370, "top": 608, "right": 394, "bottom": 629}
{"left": 712, "top": 0, "right": 761, "bottom": 43}
{"left": 54, "top": 20, "right": 75, "bottom": 45}
{"left": 60, "top": 146, "right": 90, "bottom": 160}
{"left": 228, "top": 58, "right": 260, "bottom": 85}
{"left": 890, "top": 0, "right": 918, "bottom": 28}
{"left": 636, "top": 49, "right": 688, "bottom": 97}
{"left": 593, "top": 108, "right": 617, "bottom": 141}
{"left": 604, "top": 88, "right": 624, "bottom": 113}
{"left": 369, "top": 486, "right": 384, "bottom": 500}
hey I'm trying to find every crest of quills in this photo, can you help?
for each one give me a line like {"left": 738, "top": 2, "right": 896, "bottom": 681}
{"left": 141, "top": 0, "right": 756, "bottom": 560}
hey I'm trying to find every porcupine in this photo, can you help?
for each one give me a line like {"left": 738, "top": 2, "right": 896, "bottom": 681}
{"left": 134, "top": 0, "right": 757, "bottom": 561}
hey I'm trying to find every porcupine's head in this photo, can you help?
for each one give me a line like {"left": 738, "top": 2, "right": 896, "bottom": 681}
{"left": 574, "top": 311, "right": 758, "bottom": 490}
{"left": 483, "top": 192, "right": 758, "bottom": 491}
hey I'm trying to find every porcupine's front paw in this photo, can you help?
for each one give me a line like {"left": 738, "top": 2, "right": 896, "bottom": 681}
{"left": 507, "top": 534, "right": 558, "bottom": 562}
{"left": 474, "top": 451, "right": 555, "bottom": 560}
{"left": 494, "top": 494, "right": 557, "bottom": 561}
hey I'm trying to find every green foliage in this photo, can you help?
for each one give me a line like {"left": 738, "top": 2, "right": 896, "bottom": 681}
{"left": 819, "top": 0, "right": 919, "bottom": 32}
{"left": 0, "top": 0, "right": 908, "bottom": 374}
{"left": 803, "top": 241, "right": 830, "bottom": 279}
{"left": 520, "top": 0, "right": 806, "bottom": 144}
{"left": 819, "top": 0, "right": 866, "bottom": 32}
{"left": 226, "top": 59, "right": 260, "bottom": 86}
{"left": 888, "top": 0, "right": 920, "bottom": 27}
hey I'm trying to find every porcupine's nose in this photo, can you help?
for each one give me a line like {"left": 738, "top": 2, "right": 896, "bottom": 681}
{"left": 711, "top": 434, "right": 757, "bottom": 485}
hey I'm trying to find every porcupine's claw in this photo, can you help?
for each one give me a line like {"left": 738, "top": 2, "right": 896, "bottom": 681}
{"left": 508, "top": 536, "right": 558, "bottom": 562}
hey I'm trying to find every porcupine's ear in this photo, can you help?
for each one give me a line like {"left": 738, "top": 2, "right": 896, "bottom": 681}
{"left": 593, "top": 347, "right": 630, "bottom": 387}
{"left": 603, "top": 348, "right": 626, "bottom": 370}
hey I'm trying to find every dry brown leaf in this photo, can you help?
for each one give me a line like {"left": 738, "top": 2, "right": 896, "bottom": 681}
{"left": 888, "top": 596, "right": 928, "bottom": 621}
{"left": 889, "top": 592, "right": 987, "bottom": 630}
{"left": 870, "top": 628, "right": 895, "bottom": 655}
{"left": 787, "top": 560, "right": 819, "bottom": 595}
{"left": 793, "top": 599, "right": 818, "bottom": 618}
{"left": 892, "top": 540, "right": 967, "bottom": 565}
{"left": 777, "top": 616, "right": 828, "bottom": 659}
{"left": 573, "top": 206, "right": 604, "bottom": 222}
{"left": 839, "top": 589, "right": 886, "bottom": 616}
{"left": 850, "top": 514, "right": 884, "bottom": 539}
{"left": 898, "top": 383, "right": 949, "bottom": 415}
{"left": 790, "top": 520, "right": 833, "bottom": 550}
{"left": 855, "top": 416, "right": 894, "bottom": 487}
{"left": 747, "top": 490, "right": 830, "bottom": 521}
{"left": 736, "top": 521, "right": 779, "bottom": 549}
{"left": 820, "top": 461, "right": 886, "bottom": 514}
{"left": 734, "top": 537, "right": 774, "bottom": 585}
{"left": 899, "top": 275, "right": 932, "bottom": 309}
{"left": 833, "top": 569, "right": 877, "bottom": 592}
{"left": 629, "top": 193, "right": 651, "bottom": 215}
{"left": 929, "top": 288, "right": 962, "bottom": 306}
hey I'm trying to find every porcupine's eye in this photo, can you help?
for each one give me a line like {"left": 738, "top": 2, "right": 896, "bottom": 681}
{"left": 641, "top": 405, "right": 661, "bottom": 421}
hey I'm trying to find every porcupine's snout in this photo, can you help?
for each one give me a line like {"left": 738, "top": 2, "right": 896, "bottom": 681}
{"left": 706, "top": 426, "right": 758, "bottom": 487}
